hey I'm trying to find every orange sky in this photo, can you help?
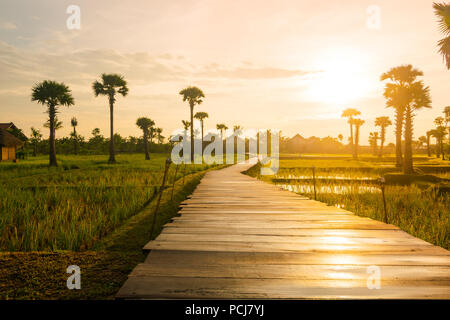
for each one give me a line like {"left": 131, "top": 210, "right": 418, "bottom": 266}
{"left": 0, "top": 0, "right": 448, "bottom": 145}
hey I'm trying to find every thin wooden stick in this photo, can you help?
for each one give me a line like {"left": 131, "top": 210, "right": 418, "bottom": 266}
{"left": 170, "top": 164, "right": 180, "bottom": 201}
{"left": 150, "top": 158, "right": 171, "bottom": 239}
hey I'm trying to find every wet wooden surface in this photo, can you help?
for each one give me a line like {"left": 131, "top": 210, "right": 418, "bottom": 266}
{"left": 116, "top": 160, "right": 450, "bottom": 299}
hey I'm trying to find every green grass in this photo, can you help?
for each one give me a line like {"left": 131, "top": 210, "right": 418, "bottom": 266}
{"left": 0, "top": 169, "right": 210, "bottom": 299}
{"left": 0, "top": 154, "right": 214, "bottom": 251}
{"left": 247, "top": 154, "right": 450, "bottom": 250}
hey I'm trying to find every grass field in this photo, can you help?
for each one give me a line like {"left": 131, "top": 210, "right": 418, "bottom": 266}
{"left": 247, "top": 154, "right": 450, "bottom": 249}
{"left": 0, "top": 154, "right": 213, "bottom": 251}
{"left": 0, "top": 153, "right": 222, "bottom": 299}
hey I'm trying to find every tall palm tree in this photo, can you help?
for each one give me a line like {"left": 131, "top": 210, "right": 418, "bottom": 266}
{"left": 31, "top": 80, "right": 74, "bottom": 166}
{"left": 435, "top": 116, "right": 446, "bottom": 159}
{"left": 341, "top": 108, "right": 361, "bottom": 159}
{"left": 433, "top": 2, "right": 450, "bottom": 69}
{"left": 375, "top": 116, "right": 392, "bottom": 158}
{"left": 71, "top": 117, "right": 78, "bottom": 155}
{"left": 179, "top": 86, "right": 205, "bottom": 162}
{"left": 381, "top": 65, "right": 424, "bottom": 168}
{"left": 194, "top": 111, "right": 209, "bottom": 155}
{"left": 216, "top": 123, "right": 228, "bottom": 140}
{"left": 353, "top": 119, "right": 365, "bottom": 159}
{"left": 30, "top": 127, "right": 42, "bottom": 157}
{"left": 403, "top": 81, "right": 431, "bottom": 173}
{"left": 136, "top": 117, "right": 155, "bottom": 160}
{"left": 426, "top": 130, "right": 433, "bottom": 157}
{"left": 92, "top": 73, "right": 129, "bottom": 163}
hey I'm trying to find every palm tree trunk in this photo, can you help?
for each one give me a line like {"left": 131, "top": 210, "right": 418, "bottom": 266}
{"left": 349, "top": 121, "right": 355, "bottom": 159}
{"left": 144, "top": 131, "right": 150, "bottom": 160}
{"left": 48, "top": 105, "right": 57, "bottom": 167}
{"left": 395, "top": 110, "right": 403, "bottom": 168}
{"left": 427, "top": 135, "right": 431, "bottom": 157}
{"left": 73, "top": 127, "right": 78, "bottom": 155}
{"left": 441, "top": 137, "right": 445, "bottom": 160}
{"left": 200, "top": 120, "right": 204, "bottom": 157}
{"left": 403, "top": 106, "right": 414, "bottom": 174}
{"left": 33, "top": 141, "right": 37, "bottom": 157}
{"left": 355, "top": 126, "right": 359, "bottom": 159}
{"left": 378, "top": 127, "right": 385, "bottom": 158}
{"left": 108, "top": 98, "right": 116, "bottom": 163}
{"left": 190, "top": 103, "right": 194, "bottom": 163}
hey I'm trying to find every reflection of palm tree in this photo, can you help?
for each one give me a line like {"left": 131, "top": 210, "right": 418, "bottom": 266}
{"left": 93, "top": 73, "right": 129, "bottom": 163}
{"left": 353, "top": 119, "right": 365, "bottom": 159}
{"left": 375, "top": 116, "right": 392, "bottom": 158}
{"left": 194, "top": 112, "right": 209, "bottom": 155}
{"left": 341, "top": 108, "right": 360, "bottom": 159}
{"left": 32, "top": 80, "right": 74, "bottom": 166}
{"left": 433, "top": 2, "right": 450, "bottom": 69}
{"left": 136, "top": 117, "right": 155, "bottom": 160}
{"left": 179, "top": 86, "right": 205, "bottom": 162}
{"left": 381, "top": 65, "right": 423, "bottom": 168}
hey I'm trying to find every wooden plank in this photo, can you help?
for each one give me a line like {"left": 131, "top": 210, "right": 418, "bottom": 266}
{"left": 144, "top": 240, "right": 447, "bottom": 255}
{"left": 129, "top": 263, "right": 450, "bottom": 281}
{"left": 117, "top": 277, "right": 450, "bottom": 299}
{"left": 144, "top": 250, "right": 450, "bottom": 266}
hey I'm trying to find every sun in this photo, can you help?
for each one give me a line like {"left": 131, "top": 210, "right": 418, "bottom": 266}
{"left": 305, "top": 48, "right": 373, "bottom": 105}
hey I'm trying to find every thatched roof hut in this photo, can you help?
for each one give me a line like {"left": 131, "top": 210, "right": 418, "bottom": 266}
{"left": 0, "top": 128, "right": 24, "bottom": 161}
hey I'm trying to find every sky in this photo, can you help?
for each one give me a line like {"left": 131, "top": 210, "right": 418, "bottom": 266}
{"left": 0, "top": 0, "right": 448, "bottom": 144}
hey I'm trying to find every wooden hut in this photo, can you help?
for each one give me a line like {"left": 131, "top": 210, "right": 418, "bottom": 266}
{"left": 0, "top": 128, "right": 25, "bottom": 161}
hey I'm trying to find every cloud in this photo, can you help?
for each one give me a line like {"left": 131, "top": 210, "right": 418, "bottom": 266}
{"left": 0, "top": 21, "right": 17, "bottom": 30}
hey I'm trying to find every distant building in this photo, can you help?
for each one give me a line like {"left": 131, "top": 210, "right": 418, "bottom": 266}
{"left": 0, "top": 127, "right": 25, "bottom": 161}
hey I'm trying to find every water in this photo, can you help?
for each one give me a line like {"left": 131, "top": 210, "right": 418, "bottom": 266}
{"left": 277, "top": 183, "right": 381, "bottom": 194}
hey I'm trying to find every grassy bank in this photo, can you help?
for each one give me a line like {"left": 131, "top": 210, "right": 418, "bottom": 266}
{"left": 247, "top": 155, "right": 450, "bottom": 249}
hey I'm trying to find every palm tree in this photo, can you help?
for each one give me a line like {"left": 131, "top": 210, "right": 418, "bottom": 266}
{"left": 435, "top": 116, "right": 446, "bottom": 159}
{"left": 181, "top": 120, "right": 190, "bottom": 131}
{"left": 418, "top": 136, "right": 427, "bottom": 154}
{"left": 381, "top": 65, "right": 424, "bottom": 168}
{"left": 179, "top": 86, "right": 205, "bottom": 162}
{"left": 353, "top": 119, "right": 365, "bottom": 159}
{"left": 216, "top": 123, "right": 228, "bottom": 140}
{"left": 426, "top": 130, "right": 433, "bottom": 157}
{"left": 341, "top": 108, "right": 361, "bottom": 159}
{"left": 136, "top": 117, "right": 155, "bottom": 160}
{"left": 433, "top": 2, "right": 450, "bottom": 69}
{"left": 71, "top": 117, "right": 78, "bottom": 154}
{"left": 375, "top": 116, "right": 392, "bottom": 158}
{"left": 369, "top": 132, "right": 379, "bottom": 156}
{"left": 92, "top": 73, "right": 129, "bottom": 163}
{"left": 444, "top": 106, "right": 450, "bottom": 148}
{"left": 155, "top": 127, "right": 164, "bottom": 144}
{"left": 31, "top": 80, "right": 74, "bottom": 166}
{"left": 403, "top": 81, "right": 431, "bottom": 173}
{"left": 194, "top": 111, "right": 209, "bottom": 155}
{"left": 30, "top": 127, "right": 42, "bottom": 157}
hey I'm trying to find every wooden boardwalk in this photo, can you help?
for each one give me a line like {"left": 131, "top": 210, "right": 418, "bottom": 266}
{"left": 117, "top": 161, "right": 450, "bottom": 299}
